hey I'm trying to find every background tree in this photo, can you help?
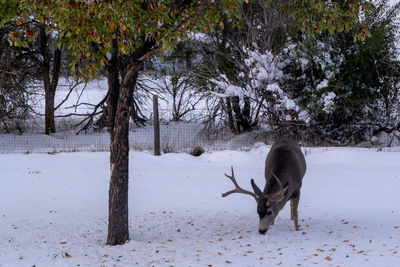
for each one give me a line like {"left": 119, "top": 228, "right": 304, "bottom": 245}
{"left": 2, "top": 10, "right": 69, "bottom": 134}
{"left": 146, "top": 44, "right": 204, "bottom": 122}
{"left": 191, "top": 0, "right": 373, "bottom": 135}
{"left": 14, "top": 0, "right": 244, "bottom": 246}
{"left": 0, "top": 22, "right": 36, "bottom": 132}
{"left": 283, "top": 0, "right": 400, "bottom": 144}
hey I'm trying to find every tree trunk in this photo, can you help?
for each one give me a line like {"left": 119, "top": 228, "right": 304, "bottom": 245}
{"left": 107, "top": 39, "right": 121, "bottom": 140}
{"left": 39, "top": 24, "right": 61, "bottom": 135}
{"left": 242, "top": 96, "right": 251, "bottom": 131}
{"left": 107, "top": 63, "right": 139, "bottom": 245}
{"left": 225, "top": 97, "right": 236, "bottom": 133}
{"left": 106, "top": 39, "right": 156, "bottom": 245}
{"left": 230, "top": 96, "right": 251, "bottom": 133}
{"left": 44, "top": 91, "right": 56, "bottom": 134}
{"left": 105, "top": 40, "right": 126, "bottom": 244}
{"left": 107, "top": 83, "right": 131, "bottom": 245}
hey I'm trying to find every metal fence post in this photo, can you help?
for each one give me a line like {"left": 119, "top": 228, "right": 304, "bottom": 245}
{"left": 153, "top": 94, "right": 161, "bottom": 155}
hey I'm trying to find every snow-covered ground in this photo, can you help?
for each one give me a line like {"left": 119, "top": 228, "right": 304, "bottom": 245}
{"left": 1, "top": 145, "right": 399, "bottom": 266}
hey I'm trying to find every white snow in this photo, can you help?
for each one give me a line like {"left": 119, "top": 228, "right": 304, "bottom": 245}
{"left": 1, "top": 145, "right": 400, "bottom": 266}
{"left": 316, "top": 79, "right": 329, "bottom": 91}
{"left": 322, "top": 92, "right": 336, "bottom": 113}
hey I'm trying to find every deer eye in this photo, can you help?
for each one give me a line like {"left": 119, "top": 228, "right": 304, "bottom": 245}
{"left": 266, "top": 210, "right": 272, "bottom": 216}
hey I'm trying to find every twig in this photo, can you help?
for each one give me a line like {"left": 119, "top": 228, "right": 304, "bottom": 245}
{"left": 75, "top": 94, "right": 108, "bottom": 134}
{"left": 54, "top": 80, "right": 83, "bottom": 111}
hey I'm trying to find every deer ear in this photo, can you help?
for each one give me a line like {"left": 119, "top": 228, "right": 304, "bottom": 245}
{"left": 251, "top": 179, "right": 263, "bottom": 197}
{"left": 267, "top": 181, "right": 290, "bottom": 202}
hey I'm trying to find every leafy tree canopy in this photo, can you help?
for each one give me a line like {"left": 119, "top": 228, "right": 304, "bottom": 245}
{"left": 1, "top": 0, "right": 374, "bottom": 79}
{"left": 288, "top": 0, "right": 374, "bottom": 39}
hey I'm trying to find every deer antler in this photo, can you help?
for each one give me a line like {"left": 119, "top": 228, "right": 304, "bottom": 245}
{"left": 268, "top": 173, "right": 284, "bottom": 202}
{"left": 222, "top": 166, "right": 259, "bottom": 203}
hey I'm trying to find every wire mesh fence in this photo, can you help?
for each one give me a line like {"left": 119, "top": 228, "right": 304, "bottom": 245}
{"left": 0, "top": 121, "right": 267, "bottom": 154}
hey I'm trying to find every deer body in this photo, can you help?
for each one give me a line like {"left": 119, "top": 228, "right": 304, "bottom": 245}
{"left": 222, "top": 139, "right": 306, "bottom": 234}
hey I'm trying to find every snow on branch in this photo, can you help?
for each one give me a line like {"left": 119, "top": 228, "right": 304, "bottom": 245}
{"left": 210, "top": 46, "right": 301, "bottom": 113}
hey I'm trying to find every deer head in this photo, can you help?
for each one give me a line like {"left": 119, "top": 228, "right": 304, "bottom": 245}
{"left": 222, "top": 166, "right": 288, "bottom": 235}
{"left": 250, "top": 174, "right": 289, "bottom": 234}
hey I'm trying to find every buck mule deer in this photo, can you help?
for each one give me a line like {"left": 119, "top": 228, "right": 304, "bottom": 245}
{"left": 222, "top": 139, "right": 306, "bottom": 234}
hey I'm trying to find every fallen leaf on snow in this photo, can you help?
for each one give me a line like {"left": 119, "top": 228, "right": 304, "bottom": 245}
{"left": 60, "top": 241, "right": 67, "bottom": 244}
{"left": 325, "top": 256, "right": 332, "bottom": 261}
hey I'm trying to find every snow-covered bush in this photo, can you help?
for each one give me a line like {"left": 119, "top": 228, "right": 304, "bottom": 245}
{"left": 280, "top": 0, "right": 400, "bottom": 144}
{"left": 210, "top": 46, "right": 305, "bottom": 129}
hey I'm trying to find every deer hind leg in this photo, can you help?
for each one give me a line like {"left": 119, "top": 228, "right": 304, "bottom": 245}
{"left": 290, "top": 195, "right": 300, "bottom": 231}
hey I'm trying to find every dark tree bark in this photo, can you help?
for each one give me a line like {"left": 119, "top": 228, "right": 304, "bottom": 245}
{"left": 106, "top": 39, "right": 156, "bottom": 245}
{"left": 107, "top": 39, "right": 121, "bottom": 140}
{"left": 243, "top": 96, "right": 251, "bottom": 128}
{"left": 39, "top": 24, "right": 62, "bottom": 135}
{"left": 225, "top": 97, "right": 236, "bottom": 133}
{"left": 44, "top": 90, "right": 56, "bottom": 134}
{"left": 231, "top": 96, "right": 251, "bottom": 133}
{"left": 107, "top": 64, "right": 138, "bottom": 245}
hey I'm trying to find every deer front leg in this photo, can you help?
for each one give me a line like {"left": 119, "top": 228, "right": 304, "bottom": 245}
{"left": 290, "top": 195, "right": 300, "bottom": 231}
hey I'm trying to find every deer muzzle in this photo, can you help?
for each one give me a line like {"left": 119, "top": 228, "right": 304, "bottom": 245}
{"left": 258, "top": 215, "right": 274, "bottom": 234}
{"left": 259, "top": 229, "right": 267, "bottom": 235}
